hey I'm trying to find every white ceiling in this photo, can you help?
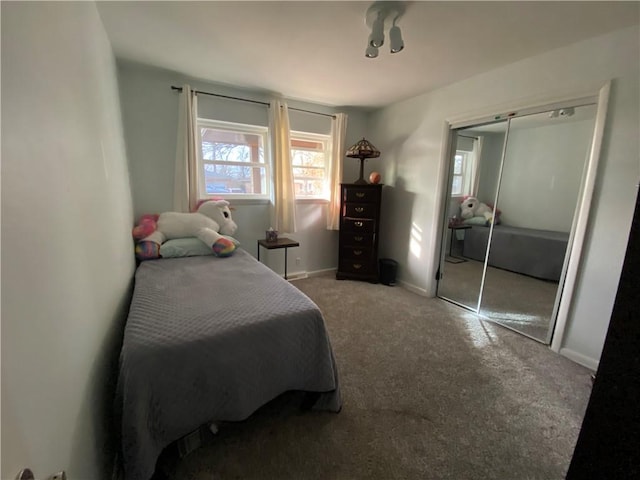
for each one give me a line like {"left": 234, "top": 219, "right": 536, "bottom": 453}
{"left": 97, "top": 1, "right": 639, "bottom": 109}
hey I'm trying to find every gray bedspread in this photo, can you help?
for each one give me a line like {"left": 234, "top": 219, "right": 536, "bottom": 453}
{"left": 116, "top": 249, "right": 341, "bottom": 480}
{"left": 463, "top": 224, "right": 569, "bottom": 281}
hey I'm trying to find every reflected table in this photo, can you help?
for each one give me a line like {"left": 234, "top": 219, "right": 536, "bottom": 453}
{"left": 447, "top": 225, "right": 471, "bottom": 263}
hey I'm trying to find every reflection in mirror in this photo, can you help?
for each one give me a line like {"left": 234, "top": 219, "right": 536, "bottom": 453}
{"left": 479, "top": 104, "right": 598, "bottom": 342}
{"left": 436, "top": 121, "right": 508, "bottom": 310}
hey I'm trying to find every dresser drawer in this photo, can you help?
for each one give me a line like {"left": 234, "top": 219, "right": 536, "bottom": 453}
{"left": 339, "top": 260, "right": 375, "bottom": 275}
{"left": 344, "top": 188, "right": 381, "bottom": 203}
{"left": 344, "top": 203, "right": 377, "bottom": 219}
{"left": 341, "top": 232, "right": 373, "bottom": 246}
{"left": 337, "top": 184, "right": 382, "bottom": 283}
{"left": 341, "top": 245, "right": 373, "bottom": 260}
{"left": 342, "top": 218, "right": 375, "bottom": 233}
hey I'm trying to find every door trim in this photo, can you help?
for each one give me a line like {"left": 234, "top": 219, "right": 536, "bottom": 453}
{"left": 550, "top": 81, "right": 611, "bottom": 352}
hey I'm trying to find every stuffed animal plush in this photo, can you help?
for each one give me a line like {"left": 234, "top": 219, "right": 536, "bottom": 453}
{"left": 133, "top": 200, "right": 238, "bottom": 260}
{"left": 132, "top": 214, "right": 159, "bottom": 240}
{"left": 460, "top": 196, "right": 495, "bottom": 224}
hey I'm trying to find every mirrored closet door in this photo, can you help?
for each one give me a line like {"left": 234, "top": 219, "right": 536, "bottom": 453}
{"left": 437, "top": 103, "right": 598, "bottom": 344}
{"left": 436, "top": 120, "right": 507, "bottom": 312}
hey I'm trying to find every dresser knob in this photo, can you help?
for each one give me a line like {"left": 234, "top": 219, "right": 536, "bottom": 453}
{"left": 354, "top": 236, "right": 364, "bottom": 241}
{"left": 356, "top": 192, "right": 365, "bottom": 198}
{"left": 355, "top": 207, "right": 364, "bottom": 213}
{"left": 354, "top": 221, "right": 363, "bottom": 227}
{"left": 353, "top": 263, "right": 362, "bottom": 269}
{"left": 354, "top": 250, "right": 363, "bottom": 256}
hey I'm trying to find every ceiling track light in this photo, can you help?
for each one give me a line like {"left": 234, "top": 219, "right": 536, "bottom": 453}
{"left": 369, "top": 13, "right": 385, "bottom": 47}
{"left": 365, "top": 45, "right": 379, "bottom": 58}
{"left": 389, "top": 24, "right": 404, "bottom": 53}
{"left": 364, "top": 1, "right": 407, "bottom": 58}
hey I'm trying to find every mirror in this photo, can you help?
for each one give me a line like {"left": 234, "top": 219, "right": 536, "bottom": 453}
{"left": 436, "top": 120, "right": 507, "bottom": 310}
{"left": 480, "top": 104, "right": 598, "bottom": 342}
{"left": 437, "top": 103, "right": 598, "bottom": 344}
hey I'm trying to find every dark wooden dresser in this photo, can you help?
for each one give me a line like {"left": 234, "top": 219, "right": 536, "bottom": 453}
{"left": 336, "top": 183, "right": 382, "bottom": 282}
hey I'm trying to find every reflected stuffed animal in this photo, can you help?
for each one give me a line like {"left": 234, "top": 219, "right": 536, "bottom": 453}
{"left": 134, "top": 200, "right": 238, "bottom": 260}
{"left": 460, "top": 196, "right": 495, "bottom": 223}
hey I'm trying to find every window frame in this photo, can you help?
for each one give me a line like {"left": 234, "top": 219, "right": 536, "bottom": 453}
{"left": 290, "top": 130, "right": 332, "bottom": 201}
{"left": 197, "top": 118, "right": 270, "bottom": 201}
{"left": 451, "top": 149, "right": 475, "bottom": 198}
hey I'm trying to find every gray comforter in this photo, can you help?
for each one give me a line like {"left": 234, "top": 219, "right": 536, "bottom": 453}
{"left": 463, "top": 224, "right": 569, "bottom": 281}
{"left": 116, "top": 249, "right": 341, "bottom": 480}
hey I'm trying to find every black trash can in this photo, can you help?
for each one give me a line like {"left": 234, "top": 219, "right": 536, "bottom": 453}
{"left": 379, "top": 258, "right": 398, "bottom": 286}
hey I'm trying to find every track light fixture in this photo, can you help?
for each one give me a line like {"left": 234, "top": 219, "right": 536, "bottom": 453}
{"left": 365, "top": 45, "right": 379, "bottom": 58}
{"left": 364, "top": 1, "right": 406, "bottom": 58}
{"left": 369, "top": 12, "right": 385, "bottom": 48}
{"left": 389, "top": 24, "right": 404, "bottom": 53}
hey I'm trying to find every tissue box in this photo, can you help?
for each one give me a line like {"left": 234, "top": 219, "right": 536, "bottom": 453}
{"left": 266, "top": 230, "right": 278, "bottom": 242}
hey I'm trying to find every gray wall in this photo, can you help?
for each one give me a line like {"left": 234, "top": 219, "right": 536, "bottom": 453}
{"left": 475, "top": 131, "right": 506, "bottom": 206}
{"left": 117, "top": 61, "right": 369, "bottom": 275}
{"left": 466, "top": 113, "right": 596, "bottom": 232}
{"left": 1, "top": 2, "right": 135, "bottom": 478}
{"left": 368, "top": 25, "right": 639, "bottom": 369}
{"left": 498, "top": 115, "right": 596, "bottom": 231}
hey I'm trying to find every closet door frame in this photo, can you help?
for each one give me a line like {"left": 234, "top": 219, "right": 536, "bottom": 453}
{"left": 434, "top": 82, "right": 611, "bottom": 352}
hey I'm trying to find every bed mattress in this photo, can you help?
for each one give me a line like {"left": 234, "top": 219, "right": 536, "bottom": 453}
{"left": 115, "top": 249, "right": 341, "bottom": 480}
{"left": 463, "top": 224, "right": 569, "bottom": 281}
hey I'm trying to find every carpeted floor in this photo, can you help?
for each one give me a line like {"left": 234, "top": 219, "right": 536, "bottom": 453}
{"left": 438, "top": 258, "right": 559, "bottom": 341}
{"left": 153, "top": 273, "right": 593, "bottom": 480}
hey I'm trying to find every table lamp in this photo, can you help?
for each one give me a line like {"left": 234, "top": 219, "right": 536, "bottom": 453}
{"left": 346, "top": 137, "right": 380, "bottom": 185}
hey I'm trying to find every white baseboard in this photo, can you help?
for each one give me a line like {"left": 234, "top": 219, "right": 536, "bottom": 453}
{"left": 307, "top": 267, "right": 337, "bottom": 277}
{"left": 560, "top": 347, "right": 599, "bottom": 371}
{"left": 287, "top": 267, "right": 337, "bottom": 281}
{"left": 398, "top": 279, "right": 429, "bottom": 296}
{"left": 286, "top": 271, "right": 308, "bottom": 281}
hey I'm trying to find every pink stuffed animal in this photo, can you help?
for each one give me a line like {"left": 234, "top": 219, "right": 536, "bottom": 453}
{"left": 132, "top": 214, "right": 159, "bottom": 240}
{"left": 132, "top": 200, "right": 238, "bottom": 260}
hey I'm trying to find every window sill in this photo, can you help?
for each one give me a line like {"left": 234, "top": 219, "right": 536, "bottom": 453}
{"left": 199, "top": 197, "right": 330, "bottom": 207}
{"left": 200, "top": 196, "right": 270, "bottom": 206}
{"left": 296, "top": 198, "right": 329, "bottom": 205}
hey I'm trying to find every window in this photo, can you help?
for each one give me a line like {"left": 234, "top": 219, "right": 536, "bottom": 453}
{"left": 198, "top": 119, "right": 269, "bottom": 198}
{"left": 451, "top": 151, "right": 472, "bottom": 196}
{"left": 451, "top": 135, "right": 479, "bottom": 197}
{"left": 290, "top": 131, "right": 331, "bottom": 199}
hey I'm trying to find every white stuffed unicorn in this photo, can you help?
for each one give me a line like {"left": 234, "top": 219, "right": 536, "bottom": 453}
{"left": 133, "top": 200, "right": 238, "bottom": 260}
{"left": 460, "top": 196, "right": 496, "bottom": 224}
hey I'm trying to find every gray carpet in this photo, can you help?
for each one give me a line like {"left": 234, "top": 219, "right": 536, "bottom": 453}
{"left": 438, "top": 258, "right": 559, "bottom": 341}
{"left": 153, "top": 274, "right": 593, "bottom": 480}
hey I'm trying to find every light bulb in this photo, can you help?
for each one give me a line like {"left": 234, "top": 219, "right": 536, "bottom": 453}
{"left": 389, "top": 25, "right": 404, "bottom": 53}
{"left": 365, "top": 44, "right": 379, "bottom": 58}
{"left": 369, "top": 14, "right": 385, "bottom": 47}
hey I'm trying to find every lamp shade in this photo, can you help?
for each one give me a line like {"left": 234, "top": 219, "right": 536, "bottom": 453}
{"left": 346, "top": 138, "right": 381, "bottom": 159}
{"left": 346, "top": 138, "right": 380, "bottom": 184}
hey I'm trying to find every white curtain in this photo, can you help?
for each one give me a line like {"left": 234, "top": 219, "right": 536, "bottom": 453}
{"left": 269, "top": 99, "right": 296, "bottom": 233}
{"left": 471, "top": 136, "right": 483, "bottom": 196}
{"left": 327, "top": 113, "right": 348, "bottom": 230}
{"left": 173, "top": 84, "right": 200, "bottom": 213}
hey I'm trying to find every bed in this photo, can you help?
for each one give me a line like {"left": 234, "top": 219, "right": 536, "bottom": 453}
{"left": 115, "top": 248, "right": 341, "bottom": 480}
{"left": 462, "top": 224, "right": 570, "bottom": 281}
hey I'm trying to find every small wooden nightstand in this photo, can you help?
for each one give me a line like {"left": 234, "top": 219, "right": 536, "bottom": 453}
{"left": 257, "top": 237, "right": 300, "bottom": 280}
